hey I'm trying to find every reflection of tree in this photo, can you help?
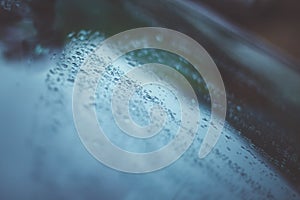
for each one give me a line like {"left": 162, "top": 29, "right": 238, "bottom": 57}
{"left": 0, "top": 0, "right": 63, "bottom": 59}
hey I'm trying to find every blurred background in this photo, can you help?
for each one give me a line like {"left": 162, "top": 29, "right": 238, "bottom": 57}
{"left": 1, "top": 0, "right": 300, "bottom": 62}
{"left": 198, "top": 0, "right": 300, "bottom": 63}
{"left": 0, "top": 0, "right": 299, "bottom": 199}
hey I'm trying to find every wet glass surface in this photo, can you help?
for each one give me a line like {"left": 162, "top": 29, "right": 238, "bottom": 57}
{"left": 0, "top": 0, "right": 299, "bottom": 199}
